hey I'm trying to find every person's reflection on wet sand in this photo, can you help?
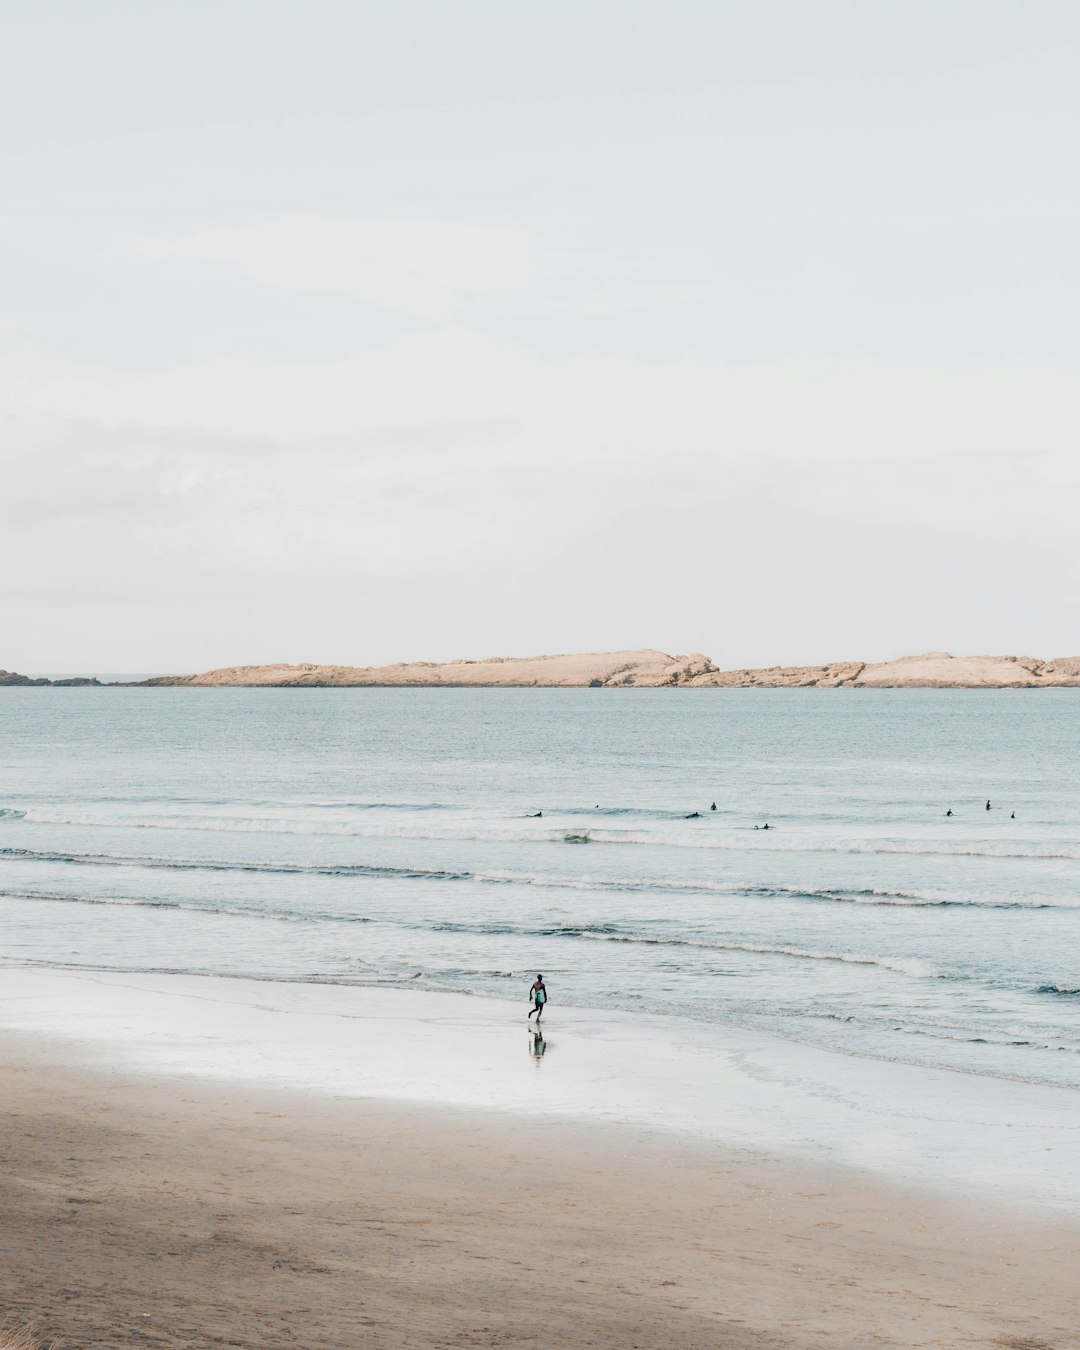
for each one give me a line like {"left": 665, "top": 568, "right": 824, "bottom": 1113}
{"left": 529, "top": 1027, "right": 547, "bottom": 1061}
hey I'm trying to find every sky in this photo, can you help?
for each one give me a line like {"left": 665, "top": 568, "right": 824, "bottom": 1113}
{"left": 2, "top": 0, "right": 1079, "bottom": 673}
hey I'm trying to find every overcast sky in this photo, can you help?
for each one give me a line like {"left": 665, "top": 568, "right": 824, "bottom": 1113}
{"left": 3, "top": 1, "right": 1078, "bottom": 673}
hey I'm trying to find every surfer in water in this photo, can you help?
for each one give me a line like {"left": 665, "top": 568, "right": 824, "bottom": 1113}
{"left": 685, "top": 811, "right": 701, "bottom": 819}
{"left": 527, "top": 811, "right": 543, "bottom": 818}
{"left": 528, "top": 974, "right": 547, "bottom": 1022}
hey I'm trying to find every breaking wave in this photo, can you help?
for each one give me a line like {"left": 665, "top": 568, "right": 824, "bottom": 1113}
{"left": 420, "top": 919, "right": 941, "bottom": 978}
{"left": 0, "top": 845, "right": 1072, "bottom": 909}
{"left": 5, "top": 804, "right": 1080, "bottom": 861}
{"left": 0, "top": 886, "right": 371, "bottom": 925}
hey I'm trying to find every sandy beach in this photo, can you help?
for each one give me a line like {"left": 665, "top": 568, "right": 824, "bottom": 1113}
{"left": 1, "top": 975, "right": 1078, "bottom": 1348}
{"left": 3, "top": 1040, "right": 1079, "bottom": 1350}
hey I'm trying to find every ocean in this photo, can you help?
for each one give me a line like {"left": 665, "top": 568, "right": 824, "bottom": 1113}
{"left": 2, "top": 687, "right": 1080, "bottom": 1091}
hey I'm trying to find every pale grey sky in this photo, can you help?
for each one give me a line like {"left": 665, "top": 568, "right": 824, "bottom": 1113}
{"left": 3, "top": 1, "right": 1078, "bottom": 673}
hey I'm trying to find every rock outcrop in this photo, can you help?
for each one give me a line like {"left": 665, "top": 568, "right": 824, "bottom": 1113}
{"left": 689, "top": 652, "right": 1080, "bottom": 688}
{"left": 6, "top": 652, "right": 1080, "bottom": 689}
{"left": 851, "top": 653, "right": 1055, "bottom": 688}
{"left": 687, "top": 661, "right": 865, "bottom": 688}
{"left": 0, "top": 671, "right": 101, "bottom": 686}
{"left": 160, "top": 650, "right": 718, "bottom": 689}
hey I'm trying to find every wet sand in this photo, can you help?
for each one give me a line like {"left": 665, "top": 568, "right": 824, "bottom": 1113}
{"left": 1, "top": 1034, "right": 1078, "bottom": 1350}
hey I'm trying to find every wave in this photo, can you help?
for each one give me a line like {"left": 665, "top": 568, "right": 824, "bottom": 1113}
{"left": 552, "top": 930, "right": 942, "bottom": 979}
{"left": 0, "top": 808, "right": 26, "bottom": 820}
{"left": 8, "top": 804, "right": 1080, "bottom": 861}
{"left": 1036, "top": 985, "right": 1080, "bottom": 997}
{"left": 290, "top": 800, "right": 455, "bottom": 812}
{"left": 0, "top": 886, "right": 372, "bottom": 925}
{"left": 423, "top": 918, "right": 941, "bottom": 978}
{"left": 1, "top": 846, "right": 1074, "bottom": 910}
{"left": 290, "top": 802, "right": 697, "bottom": 819}
{"left": 0, "top": 877, "right": 939, "bottom": 979}
{"left": 0, "top": 846, "right": 475, "bottom": 884}
{"left": 1, "top": 957, "right": 426, "bottom": 986}
{"left": 0, "top": 800, "right": 722, "bottom": 821}
{"left": 802, "top": 885, "right": 1073, "bottom": 910}
{"left": 566, "top": 830, "right": 1080, "bottom": 862}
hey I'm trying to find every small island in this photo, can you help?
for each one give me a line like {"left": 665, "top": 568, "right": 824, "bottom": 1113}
{"left": 5, "top": 650, "right": 1080, "bottom": 689}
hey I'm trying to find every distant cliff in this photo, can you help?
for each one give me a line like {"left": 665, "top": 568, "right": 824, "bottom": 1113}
{"left": 690, "top": 652, "right": 1080, "bottom": 688}
{"left": 6, "top": 651, "right": 1080, "bottom": 689}
{"left": 134, "top": 650, "right": 1080, "bottom": 688}
{"left": 144, "top": 650, "right": 717, "bottom": 688}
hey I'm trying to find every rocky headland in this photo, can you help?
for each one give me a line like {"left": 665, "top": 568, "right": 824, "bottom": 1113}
{"left": 7, "top": 650, "right": 1077, "bottom": 689}
{"left": 7, "top": 652, "right": 1080, "bottom": 689}
{"left": 142, "top": 650, "right": 716, "bottom": 688}
{"left": 694, "top": 652, "right": 1080, "bottom": 689}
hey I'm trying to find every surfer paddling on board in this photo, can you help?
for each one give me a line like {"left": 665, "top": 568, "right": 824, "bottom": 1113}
{"left": 528, "top": 974, "right": 548, "bottom": 1022}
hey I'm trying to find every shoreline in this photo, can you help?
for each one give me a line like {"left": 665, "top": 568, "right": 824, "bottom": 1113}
{"left": 2, "top": 967, "right": 1079, "bottom": 1218}
{"left": 2, "top": 1027, "right": 1079, "bottom": 1348}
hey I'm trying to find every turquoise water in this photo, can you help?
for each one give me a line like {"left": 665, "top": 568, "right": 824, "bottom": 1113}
{"left": 2, "top": 688, "right": 1080, "bottom": 1088}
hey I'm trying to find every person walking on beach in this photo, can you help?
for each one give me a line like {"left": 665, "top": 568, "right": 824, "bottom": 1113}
{"left": 528, "top": 974, "right": 547, "bottom": 1022}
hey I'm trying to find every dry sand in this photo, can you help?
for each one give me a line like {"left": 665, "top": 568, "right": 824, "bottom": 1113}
{"left": 1, "top": 1038, "right": 1077, "bottom": 1350}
